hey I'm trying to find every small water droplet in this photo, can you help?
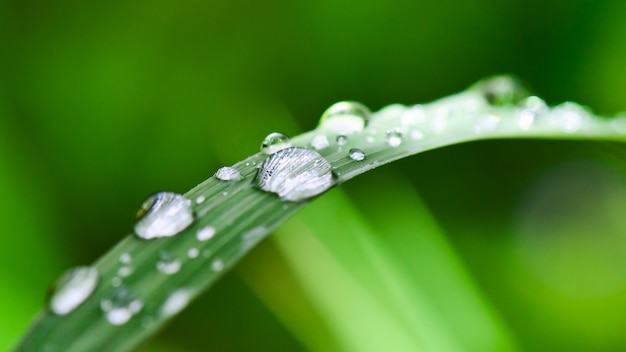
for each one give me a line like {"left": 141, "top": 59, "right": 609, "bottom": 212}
{"left": 474, "top": 114, "right": 501, "bottom": 134}
{"left": 349, "top": 148, "right": 365, "bottom": 161}
{"left": 214, "top": 166, "right": 242, "bottom": 181}
{"left": 161, "top": 289, "right": 192, "bottom": 318}
{"left": 212, "top": 259, "right": 224, "bottom": 272}
{"left": 336, "top": 135, "right": 348, "bottom": 146}
{"left": 319, "top": 101, "right": 370, "bottom": 135}
{"left": 552, "top": 102, "right": 587, "bottom": 133}
{"left": 156, "top": 251, "right": 182, "bottom": 275}
{"left": 222, "top": 191, "right": 228, "bottom": 196}
{"left": 100, "top": 287, "right": 143, "bottom": 325}
{"left": 196, "top": 226, "right": 216, "bottom": 241}
{"left": 386, "top": 130, "right": 403, "bottom": 147}
{"left": 111, "top": 277, "right": 122, "bottom": 287}
{"left": 117, "top": 266, "right": 133, "bottom": 278}
{"left": 310, "top": 134, "right": 330, "bottom": 150}
{"left": 187, "top": 248, "right": 199, "bottom": 259}
{"left": 401, "top": 105, "right": 426, "bottom": 126}
{"left": 366, "top": 136, "right": 375, "bottom": 143}
{"left": 519, "top": 109, "right": 535, "bottom": 130}
{"left": 261, "top": 132, "right": 292, "bottom": 154}
{"left": 476, "top": 76, "right": 529, "bottom": 106}
{"left": 49, "top": 267, "right": 99, "bottom": 315}
{"left": 134, "top": 192, "right": 194, "bottom": 240}
{"left": 119, "top": 253, "right": 132, "bottom": 265}
{"left": 195, "top": 195, "right": 206, "bottom": 204}
{"left": 410, "top": 129, "right": 424, "bottom": 140}
{"left": 254, "top": 147, "right": 335, "bottom": 202}
{"left": 523, "top": 96, "right": 549, "bottom": 115}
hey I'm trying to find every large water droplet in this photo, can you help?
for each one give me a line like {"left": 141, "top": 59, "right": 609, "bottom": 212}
{"left": 310, "top": 134, "right": 330, "bottom": 150}
{"left": 100, "top": 287, "right": 144, "bottom": 326}
{"left": 214, "top": 166, "right": 242, "bottom": 181}
{"left": 386, "top": 130, "right": 403, "bottom": 147}
{"left": 319, "top": 101, "right": 370, "bottom": 135}
{"left": 349, "top": 148, "right": 365, "bottom": 161}
{"left": 254, "top": 147, "right": 335, "bottom": 202}
{"left": 49, "top": 267, "right": 99, "bottom": 315}
{"left": 161, "top": 289, "right": 192, "bottom": 318}
{"left": 156, "top": 251, "right": 182, "bottom": 275}
{"left": 134, "top": 192, "right": 194, "bottom": 240}
{"left": 475, "top": 75, "right": 529, "bottom": 106}
{"left": 261, "top": 132, "right": 292, "bottom": 154}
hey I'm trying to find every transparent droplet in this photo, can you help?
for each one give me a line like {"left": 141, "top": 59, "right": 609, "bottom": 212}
{"left": 161, "top": 289, "right": 192, "bottom": 318}
{"left": 134, "top": 192, "right": 194, "bottom": 240}
{"left": 254, "top": 147, "right": 335, "bottom": 202}
{"left": 100, "top": 287, "right": 144, "bottom": 326}
{"left": 187, "top": 248, "right": 199, "bottom": 259}
{"left": 319, "top": 101, "right": 370, "bottom": 135}
{"left": 117, "top": 266, "right": 133, "bottom": 278}
{"left": 401, "top": 105, "right": 426, "bottom": 126}
{"left": 156, "top": 251, "right": 182, "bottom": 275}
{"left": 474, "top": 114, "right": 501, "bottom": 134}
{"left": 336, "top": 135, "right": 348, "bottom": 146}
{"left": 523, "top": 96, "right": 549, "bottom": 115}
{"left": 196, "top": 225, "right": 216, "bottom": 241}
{"left": 552, "top": 102, "right": 587, "bottom": 133}
{"left": 310, "top": 134, "right": 330, "bottom": 150}
{"left": 386, "top": 130, "right": 403, "bottom": 147}
{"left": 261, "top": 132, "right": 291, "bottom": 154}
{"left": 349, "top": 148, "right": 365, "bottom": 161}
{"left": 366, "top": 136, "right": 375, "bottom": 143}
{"left": 519, "top": 109, "right": 535, "bottom": 130}
{"left": 410, "top": 129, "right": 424, "bottom": 140}
{"left": 212, "top": 259, "right": 225, "bottom": 272}
{"left": 111, "top": 277, "right": 122, "bottom": 287}
{"left": 195, "top": 195, "right": 206, "bottom": 204}
{"left": 214, "top": 166, "right": 242, "bottom": 181}
{"left": 49, "top": 267, "right": 99, "bottom": 315}
{"left": 119, "top": 253, "right": 132, "bottom": 265}
{"left": 476, "top": 75, "right": 529, "bottom": 106}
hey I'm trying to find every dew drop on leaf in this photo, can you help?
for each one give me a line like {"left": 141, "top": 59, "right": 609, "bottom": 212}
{"left": 134, "top": 192, "right": 194, "bottom": 240}
{"left": 386, "top": 129, "right": 403, "bottom": 147}
{"left": 214, "top": 166, "right": 242, "bottom": 181}
{"left": 49, "top": 267, "right": 99, "bottom": 315}
{"left": 156, "top": 251, "right": 182, "bottom": 275}
{"left": 310, "top": 134, "right": 330, "bottom": 150}
{"left": 349, "top": 148, "right": 366, "bottom": 161}
{"left": 161, "top": 289, "right": 192, "bottom": 318}
{"left": 196, "top": 225, "right": 216, "bottom": 241}
{"left": 261, "top": 132, "right": 291, "bottom": 154}
{"left": 319, "top": 101, "right": 370, "bottom": 135}
{"left": 336, "top": 135, "right": 348, "bottom": 146}
{"left": 254, "top": 147, "right": 335, "bottom": 202}
{"left": 100, "top": 287, "right": 144, "bottom": 326}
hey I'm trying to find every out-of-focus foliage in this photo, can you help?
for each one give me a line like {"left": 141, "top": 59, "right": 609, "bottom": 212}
{"left": 1, "top": 0, "right": 626, "bottom": 351}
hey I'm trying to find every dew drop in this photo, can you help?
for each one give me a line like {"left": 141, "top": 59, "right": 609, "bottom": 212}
{"left": 349, "top": 148, "right": 366, "bottom": 161}
{"left": 100, "top": 287, "right": 144, "bottom": 326}
{"left": 401, "top": 105, "right": 426, "bottom": 126}
{"left": 319, "top": 101, "right": 370, "bottom": 135}
{"left": 119, "top": 253, "right": 132, "bottom": 265}
{"left": 366, "top": 136, "right": 375, "bottom": 143}
{"left": 254, "top": 147, "right": 335, "bottom": 202}
{"left": 477, "top": 75, "right": 529, "bottom": 106}
{"left": 161, "top": 289, "right": 192, "bottom": 318}
{"left": 187, "top": 248, "right": 199, "bottom": 259}
{"left": 195, "top": 195, "right": 206, "bottom": 204}
{"left": 212, "top": 259, "right": 225, "bottom": 272}
{"left": 214, "top": 166, "right": 242, "bottom": 181}
{"left": 474, "top": 114, "right": 501, "bottom": 134}
{"left": 310, "top": 134, "right": 330, "bottom": 150}
{"left": 519, "top": 109, "right": 535, "bottom": 130}
{"left": 117, "top": 266, "right": 133, "bottom": 278}
{"left": 552, "top": 102, "right": 587, "bottom": 133}
{"left": 336, "top": 135, "right": 348, "bottom": 146}
{"left": 134, "top": 192, "right": 194, "bottom": 240}
{"left": 261, "top": 132, "right": 291, "bottom": 154}
{"left": 386, "top": 130, "right": 403, "bottom": 147}
{"left": 196, "top": 225, "right": 216, "bottom": 241}
{"left": 410, "top": 129, "right": 424, "bottom": 140}
{"left": 111, "top": 277, "right": 122, "bottom": 287}
{"left": 49, "top": 267, "right": 99, "bottom": 315}
{"left": 156, "top": 251, "right": 182, "bottom": 275}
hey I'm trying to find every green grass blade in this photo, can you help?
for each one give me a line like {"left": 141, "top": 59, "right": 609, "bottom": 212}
{"left": 14, "top": 76, "right": 626, "bottom": 351}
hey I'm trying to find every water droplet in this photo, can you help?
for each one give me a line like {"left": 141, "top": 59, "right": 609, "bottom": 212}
{"left": 212, "top": 259, "right": 225, "bottom": 272}
{"left": 349, "top": 148, "right": 365, "bottom": 161}
{"left": 187, "top": 248, "right": 199, "bottom": 259}
{"left": 49, "top": 267, "right": 99, "bottom": 315}
{"left": 117, "top": 266, "right": 133, "bottom": 278}
{"left": 552, "top": 102, "right": 587, "bottom": 133}
{"left": 310, "top": 134, "right": 330, "bottom": 150}
{"left": 523, "top": 96, "right": 549, "bottom": 115}
{"left": 476, "top": 75, "right": 529, "bottom": 106}
{"left": 196, "top": 225, "right": 216, "bottom": 241}
{"left": 134, "top": 192, "right": 194, "bottom": 240}
{"left": 261, "top": 132, "right": 291, "bottom": 154}
{"left": 111, "top": 277, "right": 122, "bottom": 287}
{"left": 100, "top": 287, "right": 143, "bottom": 325}
{"left": 156, "top": 251, "right": 182, "bottom": 275}
{"left": 222, "top": 191, "right": 228, "bottom": 196}
{"left": 161, "top": 289, "right": 192, "bottom": 318}
{"left": 474, "top": 114, "right": 501, "bottom": 134}
{"left": 410, "top": 129, "right": 424, "bottom": 140}
{"left": 195, "top": 195, "right": 206, "bottom": 204}
{"left": 366, "top": 136, "right": 375, "bottom": 143}
{"left": 336, "top": 135, "right": 348, "bottom": 146}
{"left": 254, "top": 147, "right": 335, "bottom": 202}
{"left": 519, "top": 109, "right": 535, "bottom": 130}
{"left": 119, "top": 253, "right": 132, "bottom": 265}
{"left": 214, "top": 166, "right": 242, "bottom": 181}
{"left": 401, "top": 105, "right": 426, "bottom": 126}
{"left": 386, "top": 130, "right": 403, "bottom": 147}
{"left": 319, "top": 101, "right": 370, "bottom": 135}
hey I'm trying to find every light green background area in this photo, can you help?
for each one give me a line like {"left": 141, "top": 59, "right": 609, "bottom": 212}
{"left": 2, "top": 0, "right": 626, "bottom": 350}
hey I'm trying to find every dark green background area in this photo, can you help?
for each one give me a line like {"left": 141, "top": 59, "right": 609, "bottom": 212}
{"left": 2, "top": 0, "right": 626, "bottom": 351}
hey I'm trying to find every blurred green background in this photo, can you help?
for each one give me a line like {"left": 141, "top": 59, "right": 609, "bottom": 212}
{"left": 2, "top": 0, "right": 626, "bottom": 351}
